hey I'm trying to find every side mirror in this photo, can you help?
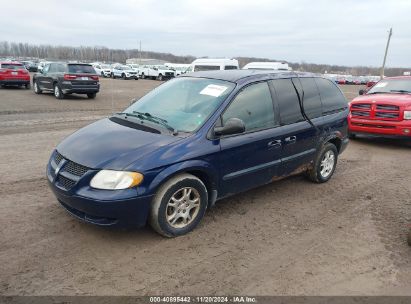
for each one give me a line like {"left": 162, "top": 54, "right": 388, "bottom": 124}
{"left": 359, "top": 89, "right": 365, "bottom": 95}
{"left": 214, "top": 118, "right": 245, "bottom": 137}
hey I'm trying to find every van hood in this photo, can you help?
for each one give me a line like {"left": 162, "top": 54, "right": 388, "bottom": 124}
{"left": 56, "top": 118, "right": 181, "bottom": 169}
{"left": 352, "top": 93, "right": 411, "bottom": 107}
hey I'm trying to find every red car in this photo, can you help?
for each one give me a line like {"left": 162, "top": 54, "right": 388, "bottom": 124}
{"left": 0, "top": 61, "right": 31, "bottom": 89}
{"left": 348, "top": 76, "right": 411, "bottom": 138}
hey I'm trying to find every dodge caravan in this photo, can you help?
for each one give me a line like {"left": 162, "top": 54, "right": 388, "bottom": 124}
{"left": 47, "top": 70, "right": 349, "bottom": 237}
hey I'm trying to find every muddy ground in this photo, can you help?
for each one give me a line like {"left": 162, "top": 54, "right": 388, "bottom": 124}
{"left": 0, "top": 77, "right": 410, "bottom": 296}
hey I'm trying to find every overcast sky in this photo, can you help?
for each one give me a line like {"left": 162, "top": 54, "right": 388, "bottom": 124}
{"left": 1, "top": 0, "right": 410, "bottom": 67}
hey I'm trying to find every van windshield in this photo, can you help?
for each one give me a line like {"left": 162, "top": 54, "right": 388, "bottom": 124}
{"left": 122, "top": 77, "right": 235, "bottom": 133}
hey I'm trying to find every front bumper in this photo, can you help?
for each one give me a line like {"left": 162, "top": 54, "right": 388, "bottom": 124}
{"left": 49, "top": 182, "right": 153, "bottom": 228}
{"left": 349, "top": 117, "right": 411, "bottom": 137}
{"left": 46, "top": 153, "right": 152, "bottom": 228}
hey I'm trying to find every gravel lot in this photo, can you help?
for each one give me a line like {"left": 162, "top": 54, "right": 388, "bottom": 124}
{"left": 0, "top": 77, "right": 410, "bottom": 295}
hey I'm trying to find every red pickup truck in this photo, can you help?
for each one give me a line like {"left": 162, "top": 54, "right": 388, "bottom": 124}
{"left": 0, "top": 61, "right": 30, "bottom": 89}
{"left": 348, "top": 76, "right": 411, "bottom": 138}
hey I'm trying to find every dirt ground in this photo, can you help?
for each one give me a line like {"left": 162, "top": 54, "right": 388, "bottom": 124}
{"left": 0, "top": 77, "right": 410, "bottom": 296}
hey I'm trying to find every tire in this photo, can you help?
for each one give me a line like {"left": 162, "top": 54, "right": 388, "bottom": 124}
{"left": 111, "top": 73, "right": 115, "bottom": 79}
{"left": 141, "top": 73, "right": 145, "bottom": 79}
{"left": 134, "top": 77, "right": 138, "bottom": 80}
{"left": 53, "top": 83, "right": 64, "bottom": 100}
{"left": 101, "top": 72, "right": 104, "bottom": 77}
{"left": 348, "top": 132, "right": 356, "bottom": 139}
{"left": 122, "top": 73, "right": 126, "bottom": 80}
{"left": 157, "top": 74, "right": 163, "bottom": 81}
{"left": 408, "top": 229, "right": 411, "bottom": 246}
{"left": 306, "top": 142, "right": 338, "bottom": 183}
{"left": 150, "top": 174, "right": 208, "bottom": 237}
{"left": 25, "top": 83, "right": 31, "bottom": 90}
{"left": 33, "top": 81, "right": 42, "bottom": 94}
{"left": 87, "top": 93, "right": 96, "bottom": 99}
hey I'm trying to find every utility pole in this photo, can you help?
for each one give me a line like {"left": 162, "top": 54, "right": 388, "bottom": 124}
{"left": 139, "top": 41, "right": 142, "bottom": 65}
{"left": 380, "top": 27, "right": 392, "bottom": 79}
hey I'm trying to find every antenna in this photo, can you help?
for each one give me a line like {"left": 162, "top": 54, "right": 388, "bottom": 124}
{"left": 380, "top": 28, "right": 392, "bottom": 79}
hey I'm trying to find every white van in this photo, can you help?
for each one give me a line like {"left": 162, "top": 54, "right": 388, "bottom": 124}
{"left": 190, "top": 58, "right": 239, "bottom": 72}
{"left": 242, "top": 61, "right": 291, "bottom": 71}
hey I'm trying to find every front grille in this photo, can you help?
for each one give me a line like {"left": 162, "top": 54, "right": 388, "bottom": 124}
{"left": 376, "top": 104, "right": 399, "bottom": 111}
{"left": 165, "top": 72, "right": 173, "bottom": 76}
{"left": 51, "top": 150, "right": 90, "bottom": 191}
{"left": 375, "top": 112, "right": 399, "bottom": 119}
{"left": 57, "top": 175, "right": 76, "bottom": 190}
{"left": 352, "top": 103, "right": 371, "bottom": 109}
{"left": 352, "top": 111, "right": 370, "bottom": 117}
{"left": 54, "top": 151, "right": 64, "bottom": 165}
{"left": 64, "top": 161, "right": 89, "bottom": 177}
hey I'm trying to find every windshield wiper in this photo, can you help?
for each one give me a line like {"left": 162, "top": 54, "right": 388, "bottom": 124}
{"left": 390, "top": 90, "right": 411, "bottom": 94}
{"left": 129, "top": 111, "right": 178, "bottom": 135}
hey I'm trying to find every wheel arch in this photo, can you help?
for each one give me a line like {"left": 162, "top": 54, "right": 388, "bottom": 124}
{"left": 147, "top": 160, "right": 219, "bottom": 208}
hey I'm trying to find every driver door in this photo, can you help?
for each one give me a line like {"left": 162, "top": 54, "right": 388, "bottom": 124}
{"left": 217, "top": 81, "right": 284, "bottom": 197}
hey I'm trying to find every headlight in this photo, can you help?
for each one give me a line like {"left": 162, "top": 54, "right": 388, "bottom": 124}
{"left": 404, "top": 111, "right": 411, "bottom": 120}
{"left": 90, "top": 170, "right": 143, "bottom": 190}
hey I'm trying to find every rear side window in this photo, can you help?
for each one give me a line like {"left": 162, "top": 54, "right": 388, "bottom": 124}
{"left": 1, "top": 64, "right": 24, "bottom": 70}
{"left": 68, "top": 65, "right": 95, "bottom": 74}
{"left": 315, "top": 78, "right": 347, "bottom": 115}
{"left": 224, "top": 65, "right": 238, "bottom": 70}
{"left": 295, "top": 77, "right": 322, "bottom": 119}
{"left": 223, "top": 82, "right": 275, "bottom": 132}
{"left": 271, "top": 79, "right": 304, "bottom": 125}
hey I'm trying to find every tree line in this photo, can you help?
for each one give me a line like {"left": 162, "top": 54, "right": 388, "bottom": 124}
{"left": 0, "top": 41, "right": 409, "bottom": 76}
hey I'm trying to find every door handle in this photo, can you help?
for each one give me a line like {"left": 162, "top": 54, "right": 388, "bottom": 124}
{"left": 267, "top": 139, "right": 282, "bottom": 148}
{"left": 284, "top": 136, "right": 297, "bottom": 144}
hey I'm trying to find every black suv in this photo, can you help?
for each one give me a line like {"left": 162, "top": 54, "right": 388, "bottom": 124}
{"left": 33, "top": 62, "right": 100, "bottom": 99}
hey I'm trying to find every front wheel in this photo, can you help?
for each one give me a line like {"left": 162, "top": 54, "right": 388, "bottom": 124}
{"left": 157, "top": 74, "right": 163, "bottom": 81}
{"left": 408, "top": 228, "right": 411, "bottom": 246}
{"left": 122, "top": 73, "right": 126, "bottom": 80}
{"left": 87, "top": 93, "right": 96, "bottom": 99}
{"left": 25, "top": 83, "right": 31, "bottom": 90}
{"left": 141, "top": 73, "right": 145, "bottom": 79}
{"left": 150, "top": 174, "right": 208, "bottom": 237}
{"left": 306, "top": 143, "right": 338, "bottom": 183}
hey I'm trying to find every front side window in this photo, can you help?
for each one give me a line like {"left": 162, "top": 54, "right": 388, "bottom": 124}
{"left": 123, "top": 77, "right": 235, "bottom": 133}
{"left": 271, "top": 79, "right": 304, "bottom": 125}
{"left": 224, "top": 65, "right": 238, "bottom": 70}
{"left": 222, "top": 82, "right": 275, "bottom": 132}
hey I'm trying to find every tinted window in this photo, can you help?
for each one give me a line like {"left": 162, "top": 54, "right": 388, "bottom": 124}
{"left": 223, "top": 82, "right": 275, "bottom": 132}
{"left": 315, "top": 78, "right": 347, "bottom": 115}
{"left": 68, "top": 64, "right": 95, "bottom": 74}
{"left": 296, "top": 77, "right": 322, "bottom": 119}
{"left": 271, "top": 79, "right": 304, "bottom": 125}
{"left": 194, "top": 65, "right": 220, "bottom": 71}
{"left": 48, "top": 64, "right": 56, "bottom": 73}
{"left": 224, "top": 65, "right": 238, "bottom": 70}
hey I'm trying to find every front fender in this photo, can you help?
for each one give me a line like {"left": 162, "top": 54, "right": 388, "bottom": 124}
{"left": 147, "top": 160, "right": 219, "bottom": 195}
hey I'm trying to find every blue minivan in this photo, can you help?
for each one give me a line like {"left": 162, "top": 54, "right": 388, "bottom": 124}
{"left": 47, "top": 70, "right": 349, "bottom": 237}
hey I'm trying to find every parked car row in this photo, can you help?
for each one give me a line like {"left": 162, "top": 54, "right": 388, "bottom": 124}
{"left": 324, "top": 74, "right": 380, "bottom": 85}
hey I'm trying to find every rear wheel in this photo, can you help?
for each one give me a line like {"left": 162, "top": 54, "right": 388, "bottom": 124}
{"left": 54, "top": 84, "right": 64, "bottom": 100}
{"left": 141, "top": 73, "right": 145, "bottom": 79}
{"left": 348, "top": 132, "right": 356, "bottom": 139}
{"left": 33, "top": 81, "right": 42, "bottom": 94}
{"left": 122, "top": 73, "right": 126, "bottom": 80}
{"left": 408, "top": 228, "right": 411, "bottom": 246}
{"left": 87, "top": 93, "right": 96, "bottom": 99}
{"left": 306, "top": 143, "right": 338, "bottom": 183}
{"left": 157, "top": 74, "right": 163, "bottom": 81}
{"left": 25, "top": 83, "right": 31, "bottom": 90}
{"left": 150, "top": 174, "right": 208, "bottom": 237}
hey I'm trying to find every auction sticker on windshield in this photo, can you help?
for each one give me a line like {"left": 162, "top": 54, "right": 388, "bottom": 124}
{"left": 374, "top": 82, "right": 387, "bottom": 88}
{"left": 200, "top": 84, "right": 228, "bottom": 97}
